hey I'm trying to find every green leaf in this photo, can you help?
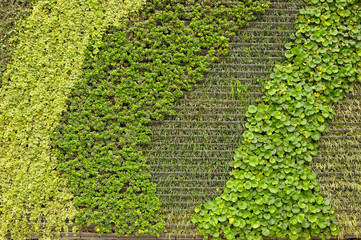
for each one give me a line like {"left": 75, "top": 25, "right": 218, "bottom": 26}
{"left": 311, "top": 131, "right": 321, "bottom": 140}
{"left": 274, "top": 111, "right": 283, "bottom": 119}
{"left": 285, "top": 43, "right": 293, "bottom": 50}
{"left": 268, "top": 89, "right": 277, "bottom": 95}
{"left": 246, "top": 132, "right": 255, "bottom": 140}
{"left": 262, "top": 228, "right": 271, "bottom": 236}
{"left": 233, "top": 219, "right": 241, "bottom": 227}
{"left": 248, "top": 105, "right": 257, "bottom": 114}
{"left": 244, "top": 181, "right": 252, "bottom": 189}
{"left": 285, "top": 50, "right": 293, "bottom": 58}
{"left": 255, "top": 112, "right": 263, "bottom": 121}
{"left": 298, "top": 202, "right": 306, "bottom": 209}
{"left": 309, "top": 206, "right": 317, "bottom": 213}
{"left": 238, "top": 201, "right": 248, "bottom": 210}
{"left": 308, "top": 172, "right": 317, "bottom": 180}
{"left": 251, "top": 221, "right": 261, "bottom": 229}
{"left": 249, "top": 156, "right": 259, "bottom": 167}
{"left": 308, "top": 215, "right": 318, "bottom": 223}
{"left": 204, "top": 202, "right": 214, "bottom": 210}
{"left": 195, "top": 205, "right": 202, "bottom": 213}
{"left": 239, "top": 219, "right": 246, "bottom": 228}
{"left": 269, "top": 205, "right": 277, "bottom": 213}
{"left": 297, "top": 214, "right": 305, "bottom": 223}
{"left": 192, "top": 215, "right": 199, "bottom": 223}
{"left": 218, "top": 215, "right": 227, "bottom": 222}
{"left": 269, "top": 185, "right": 279, "bottom": 193}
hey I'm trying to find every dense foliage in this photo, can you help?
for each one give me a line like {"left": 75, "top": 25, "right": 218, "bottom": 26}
{"left": 0, "top": 0, "right": 145, "bottom": 239}
{"left": 193, "top": 0, "right": 361, "bottom": 239}
{"left": 52, "top": 0, "right": 269, "bottom": 236}
{"left": 0, "top": 0, "right": 34, "bottom": 85}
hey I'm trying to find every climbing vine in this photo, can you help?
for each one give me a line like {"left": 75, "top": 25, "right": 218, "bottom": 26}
{"left": 193, "top": 0, "right": 361, "bottom": 239}
{"left": 52, "top": 0, "right": 269, "bottom": 236}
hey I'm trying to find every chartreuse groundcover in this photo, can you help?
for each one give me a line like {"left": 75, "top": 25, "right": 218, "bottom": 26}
{"left": 0, "top": 0, "right": 269, "bottom": 239}
{"left": 193, "top": 0, "right": 361, "bottom": 239}
{"left": 0, "top": 0, "right": 146, "bottom": 239}
{"left": 0, "top": 0, "right": 34, "bottom": 83}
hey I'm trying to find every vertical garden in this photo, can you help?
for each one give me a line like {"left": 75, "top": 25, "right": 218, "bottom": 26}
{"left": 193, "top": 0, "right": 361, "bottom": 239}
{"left": 0, "top": 0, "right": 361, "bottom": 240}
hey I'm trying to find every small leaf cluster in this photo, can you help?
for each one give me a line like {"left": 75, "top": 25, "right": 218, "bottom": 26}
{"left": 193, "top": 0, "right": 361, "bottom": 239}
{"left": 0, "top": 0, "right": 34, "bottom": 85}
{"left": 51, "top": 0, "right": 268, "bottom": 236}
{"left": 0, "top": 0, "right": 145, "bottom": 239}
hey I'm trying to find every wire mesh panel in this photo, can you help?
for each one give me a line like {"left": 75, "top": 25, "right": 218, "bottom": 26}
{"left": 141, "top": 0, "right": 309, "bottom": 236}
{"left": 316, "top": 85, "right": 361, "bottom": 236}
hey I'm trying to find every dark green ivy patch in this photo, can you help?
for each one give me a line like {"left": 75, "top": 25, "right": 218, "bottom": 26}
{"left": 193, "top": 0, "right": 361, "bottom": 239}
{"left": 51, "top": 0, "right": 269, "bottom": 236}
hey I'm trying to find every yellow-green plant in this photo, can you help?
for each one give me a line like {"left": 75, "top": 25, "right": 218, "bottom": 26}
{"left": 0, "top": 0, "right": 35, "bottom": 84}
{"left": 193, "top": 0, "right": 361, "bottom": 239}
{"left": 0, "top": 0, "right": 145, "bottom": 239}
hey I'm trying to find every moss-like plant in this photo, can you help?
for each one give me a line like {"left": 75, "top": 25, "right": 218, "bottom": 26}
{"left": 52, "top": 0, "right": 269, "bottom": 236}
{"left": 193, "top": 0, "right": 361, "bottom": 239}
{"left": 0, "top": 0, "right": 34, "bottom": 85}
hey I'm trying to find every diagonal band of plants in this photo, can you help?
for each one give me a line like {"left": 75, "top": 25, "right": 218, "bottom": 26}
{"left": 52, "top": 0, "right": 269, "bottom": 236}
{"left": 193, "top": 0, "right": 361, "bottom": 239}
{"left": 0, "top": 0, "right": 145, "bottom": 239}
